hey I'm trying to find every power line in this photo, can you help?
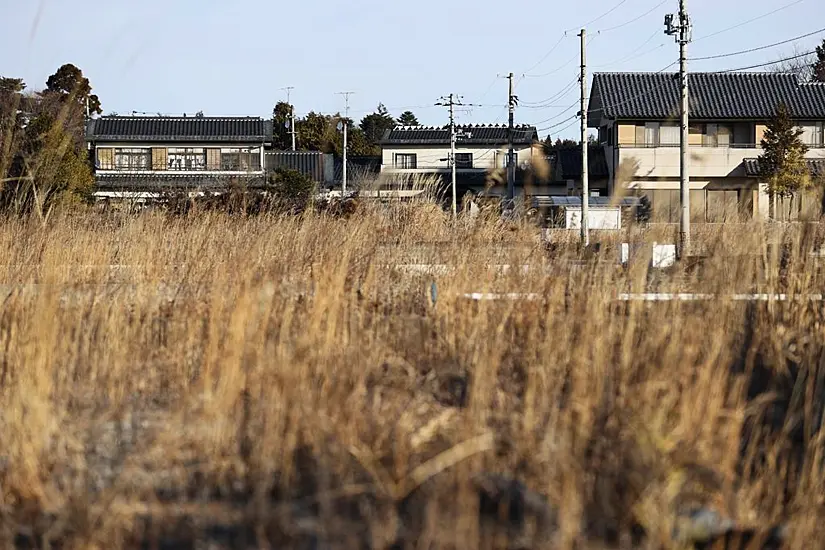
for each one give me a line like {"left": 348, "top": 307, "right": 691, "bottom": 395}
{"left": 690, "top": 27, "right": 825, "bottom": 61}
{"left": 519, "top": 76, "right": 579, "bottom": 107}
{"left": 693, "top": 0, "right": 805, "bottom": 43}
{"left": 714, "top": 49, "right": 816, "bottom": 73}
{"left": 593, "top": 29, "right": 661, "bottom": 68}
{"left": 524, "top": 35, "right": 598, "bottom": 78}
{"left": 533, "top": 100, "right": 579, "bottom": 126}
{"left": 565, "top": 0, "right": 629, "bottom": 33}
{"left": 538, "top": 116, "right": 579, "bottom": 135}
{"left": 523, "top": 34, "right": 569, "bottom": 75}
{"left": 596, "top": 0, "right": 668, "bottom": 33}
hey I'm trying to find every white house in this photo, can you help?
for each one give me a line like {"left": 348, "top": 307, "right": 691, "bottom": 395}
{"left": 587, "top": 72, "right": 825, "bottom": 222}
{"left": 378, "top": 124, "right": 540, "bottom": 197}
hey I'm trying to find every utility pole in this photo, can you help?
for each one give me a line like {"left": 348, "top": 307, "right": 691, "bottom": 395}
{"left": 280, "top": 87, "right": 297, "bottom": 150}
{"left": 507, "top": 72, "right": 517, "bottom": 201}
{"left": 666, "top": 0, "right": 692, "bottom": 256}
{"left": 579, "top": 29, "right": 590, "bottom": 247}
{"left": 436, "top": 93, "right": 463, "bottom": 217}
{"left": 336, "top": 91, "right": 354, "bottom": 194}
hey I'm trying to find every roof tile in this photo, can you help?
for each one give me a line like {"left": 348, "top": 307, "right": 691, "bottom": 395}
{"left": 588, "top": 73, "right": 825, "bottom": 123}
{"left": 88, "top": 116, "right": 267, "bottom": 142}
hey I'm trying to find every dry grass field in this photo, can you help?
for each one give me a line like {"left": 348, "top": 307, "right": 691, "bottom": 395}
{"left": 0, "top": 202, "right": 824, "bottom": 549}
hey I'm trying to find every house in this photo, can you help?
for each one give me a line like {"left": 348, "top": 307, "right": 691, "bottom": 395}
{"left": 378, "top": 124, "right": 540, "bottom": 198}
{"left": 549, "top": 146, "right": 610, "bottom": 196}
{"left": 587, "top": 72, "right": 825, "bottom": 222}
{"left": 85, "top": 115, "right": 272, "bottom": 200}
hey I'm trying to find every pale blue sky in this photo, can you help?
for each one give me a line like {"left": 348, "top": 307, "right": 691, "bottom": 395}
{"left": 1, "top": 0, "right": 823, "bottom": 139}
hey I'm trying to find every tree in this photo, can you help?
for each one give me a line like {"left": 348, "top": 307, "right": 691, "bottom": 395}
{"left": 296, "top": 111, "right": 335, "bottom": 152}
{"left": 541, "top": 136, "right": 579, "bottom": 154}
{"left": 268, "top": 167, "right": 316, "bottom": 212}
{"left": 813, "top": 39, "right": 825, "bottom": 83}
{"left": 770, "top": 45, "right": 815, "bottom": 82}
{"left": 758, "top": 102, "right": 810, "bottom": 219}
{"left": 397, "top": 110, "right": 419, "bottom": 126}
{"left": 2, "top": 111, "right": 94, "bottom": 215}
{"left": 44, "top": 64, "right": 102, "bottom": 115}
{"left": 272, "top": 101, "right": 294, "bottom": 150}
{"left": 1, "top": 77, "right": 26, "bottom": 182}
{"left": 359, "top": 103, "right": 395, "bottom": 151}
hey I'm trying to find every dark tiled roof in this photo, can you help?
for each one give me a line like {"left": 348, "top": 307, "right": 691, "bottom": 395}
{"left": 95, "top": 173, "right": 267, "bottom": 190}
{"left": 588, "top": 73, "right": 825, "bottom": 125}
{"left": 87, "top": 116, "right": 268, "bottom": 142}
{"left": 555, "top": 146, "right": 610, "bottom": 179}
{"left": 743, "top": 158, "right": 825, "bottom": 178}
{"left": 380, "top": 124, "right": 538, "bottom": 146}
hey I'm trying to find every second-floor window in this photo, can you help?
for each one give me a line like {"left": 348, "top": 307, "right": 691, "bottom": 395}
{"left": 168, "top": 148, "right": 206, "bottom": 170}
{"left": 113, "top": 148, "right": 151, "bottom": 170}
{"left": 800, "top": 122, "right": 824, "bottom": 147}
{"left": 454, "top": 153, "right": 473, "bottom": 168}
{"left": 394, "top": 153, "right": 417, "bottom": 169}
{"left": 221, "top": 149, "right": 262, "bottom": 171}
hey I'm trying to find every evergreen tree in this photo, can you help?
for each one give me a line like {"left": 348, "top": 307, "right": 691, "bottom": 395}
{"left": 272, "top": 101, "right": 294, "bottom": 150}
{"left": 813, "top": 39, "right": 825, "bottom": 83}
{"left": 758, "top": 102, "right": 810, "bottom": 217}
{"left": 359, "top": 103, "right": 395, "bottom": 150}
{"left": 396, "top": 110, "right": 419, "bottom": 126}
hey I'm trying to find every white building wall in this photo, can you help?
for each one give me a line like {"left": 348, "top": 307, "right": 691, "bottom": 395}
{"left": 381, "top": 144, "right": 533, "bottom": 173}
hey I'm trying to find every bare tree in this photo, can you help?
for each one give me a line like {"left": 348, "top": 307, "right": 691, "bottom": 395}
{"left": 769, "top": 44, "right": 815, "bottom": 82}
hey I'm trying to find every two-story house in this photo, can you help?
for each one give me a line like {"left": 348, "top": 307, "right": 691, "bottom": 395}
{"left": 378, "top": 124, "right": 539, "bottom": 197}
{"left": 587, "top": 72, "right": 825, "bottom": 222}
{"left": 85, "top": 115, "right": 272, "bottom": 200}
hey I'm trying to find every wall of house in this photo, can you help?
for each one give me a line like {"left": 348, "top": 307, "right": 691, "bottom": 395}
{"left": 93, "top": 143, "right": 265, "bottom": 174}
{"left": 380, "top": 144, "right": 533, "bottom": 173}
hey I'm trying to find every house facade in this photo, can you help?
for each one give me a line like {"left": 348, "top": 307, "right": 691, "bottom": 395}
{"left": 378, "top": 124, "right": 540, "bottom": 196}
{"left": 85, "top": 116, "right": 272, "bottom": 199}
{"left": 587, "top": 73, "right": 825, "bottom": 222}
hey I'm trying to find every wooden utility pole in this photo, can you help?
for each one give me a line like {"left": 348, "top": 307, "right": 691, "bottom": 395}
{"left": 579, "top": 29, "right": 590, "bottom": 247}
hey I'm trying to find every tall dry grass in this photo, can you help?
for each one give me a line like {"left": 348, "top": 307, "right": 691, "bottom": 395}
{"left": 0, "top": 203, "right": 824, "bottom": 549}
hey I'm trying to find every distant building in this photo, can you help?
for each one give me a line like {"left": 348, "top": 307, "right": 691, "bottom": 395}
{"left": 85, "top": 115, "right": 272, "bottom": 201}
{"left": 378, "top": 124, "right": 542, "bottom": 198}
{"left": 587, "top": 72, "right": 825, "bottom": 221}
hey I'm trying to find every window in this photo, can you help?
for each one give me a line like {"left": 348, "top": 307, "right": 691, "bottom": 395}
{"left": 113, "top": 148, "right": 151, "bottom": 170}
{"left": 168, "top": 148, "right": 206, "bottom": 170}
{"left": 454, "top": 153, "right": 473, "bottom": 168}
{"left": 800, "top": 122, "right": 824, "bottom": 147}
{"left": 220, "top": 148, "right": 262, "bottom": 171}
{"left": 644, "top": 122, "right": 660, "bottom": 146}
{"left": 394, "top": 153, "right": 417, "bottom": 169}
{"left": 660, "top": 123, "right": 680, "bottom": 145}
{"left": 701, "top": 123, "right": 734, "bottom": 147}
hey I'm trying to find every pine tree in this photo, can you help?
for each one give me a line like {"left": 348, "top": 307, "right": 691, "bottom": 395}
{"left": 397, "top": 110, "right": 419, "bottom": 126}
{"left": 813, "top": 39, "right": 825, "bottom": 83}
{"left": 758, "top": 102, "right": 810, "bottom": 218}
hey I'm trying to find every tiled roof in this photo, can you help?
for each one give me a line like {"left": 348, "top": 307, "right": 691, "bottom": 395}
{"left": 380, "top": 124, "right": 538, "bottom": 146}
{"left": 588, "top": 73, "right": 825, "bottom": 125}
{"left": 743, "top": 158, "right": 825, "bottom": 178}
{"left": 555, "top": 146, "right": 610, "bottom": 179}
{"left": 87, "top": 116, "right": 268, "bottom": 142}
{"left": 94, "top": 173, "right": 267, "bottom": 189}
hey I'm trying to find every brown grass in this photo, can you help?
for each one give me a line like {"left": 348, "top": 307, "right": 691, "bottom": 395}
{"left": 0, "top": 203, "right": 824, "bottom": 549}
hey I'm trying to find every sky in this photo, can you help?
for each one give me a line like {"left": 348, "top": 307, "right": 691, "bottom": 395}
{"left": 1, "top": 0, "right": 823, "bottom": 140}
